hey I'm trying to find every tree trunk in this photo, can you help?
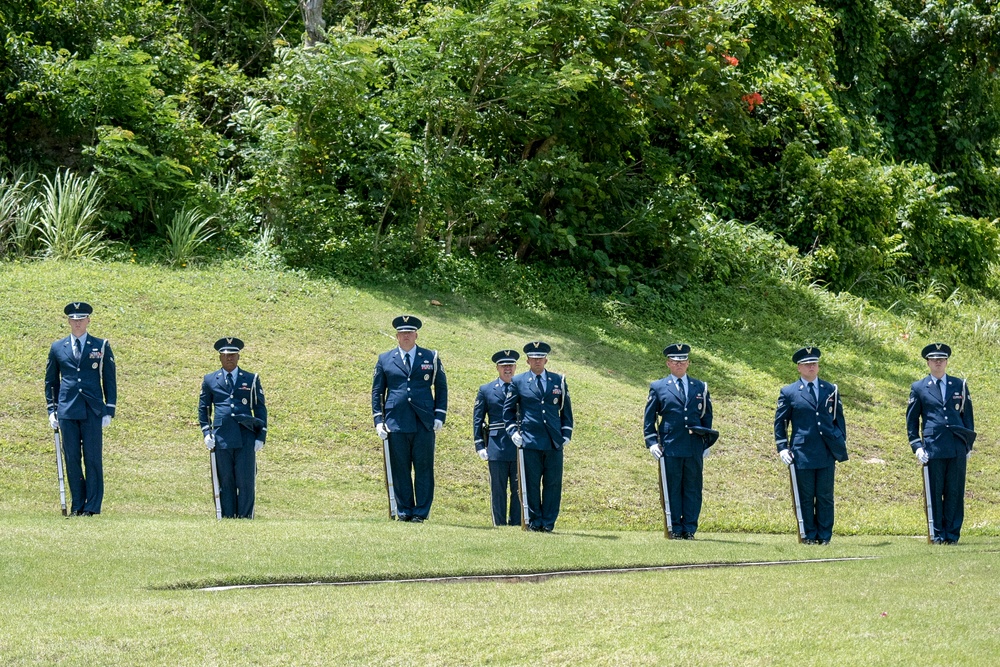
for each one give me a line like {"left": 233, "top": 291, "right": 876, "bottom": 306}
{"left": 300, "top": 0, "right": 326, "bottom": 46}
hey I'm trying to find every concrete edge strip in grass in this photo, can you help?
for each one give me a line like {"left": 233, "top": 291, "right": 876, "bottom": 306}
{"left": 198, "top": 556, "right": 878, "bottom": 592}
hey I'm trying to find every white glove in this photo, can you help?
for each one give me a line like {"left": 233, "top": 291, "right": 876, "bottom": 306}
{"left": 254, "top": 440, "right": 264, "bottom": 453}
{"left": 477, "top": 448, "right": 489, "bottom": 461}
{"left": 204, "top": 434, "right": 215, "bottom": 451}
{"left": 101, "top": 415, "right": 112, "bottom": 428}
{"left": 562, "top": 437, "right": 571, "bottom": 446}
{"left": 433, "top": 419, "right": 443, "bottom": 432}
{"left": 703, "top": 447, "right": 711, "bottom": 459}
{"left": 375, "top": 423, "right": 389, "bottom": 440}
{"left": 915, "top": 447, "right": 929, "bottom": 464}
{"left": 49, "top": 413, "right": 59, "bottom": 430}
{"left": 779, "top": 449, "right": 794, "bottom": 466}
{"left": 511, "top": 432, "right": 523, "bottom": 448}
{"left": 967, "top": 449, "right": 974, "bottom": 459}
{"left": 649, "top": 444, "right": 663, "bottom": 460}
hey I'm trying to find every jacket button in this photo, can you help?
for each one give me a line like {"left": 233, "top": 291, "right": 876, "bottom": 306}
{"left": 79, "top": 388, "right": 83, "bottom": 392}
{"left": 408, "top": 398, "right": 412, "bottom": 402}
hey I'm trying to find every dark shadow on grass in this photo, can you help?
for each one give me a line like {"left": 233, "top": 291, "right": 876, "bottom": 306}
{"left": 181, "top": 556, "right": 879, "bottom": 592}
{"left": 339, "top": 271, "right": 924, "bottom": 415}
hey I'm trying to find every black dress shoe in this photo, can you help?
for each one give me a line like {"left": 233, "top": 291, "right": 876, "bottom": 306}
{"left": 817, "top": 539, "right": 830, "bottom": 545}
{"left": 944, "top": 539, "right": 957, "bottom": 545}
{"left": 802, "top": 539, "right": 816, "bottom": 545}
{"left": 397, "top": 514, "right": 412, "bottom": 522}
{"left": 543, "top": 527, "right": 553, "bottom": 533}
{"left": 528, "top": 525, "right": 545, "bottom": 532}
{"left": 931, "top": 538, "right": 945, "bottom": 545}
{"left": 669, "top": 532, "right": 684, "bottom": 539}
{"left": 410, "top": 516, "right": 425, "bottom": 523}
{"left": 682, "top": 533, "right": 695, "bottom": 540}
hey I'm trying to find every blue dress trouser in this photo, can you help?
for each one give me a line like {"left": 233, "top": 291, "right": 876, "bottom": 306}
{"left": 522, "top": 448, "right": 563, "bottom": 530}
{"left": 664, "top": 454, "right": 704, "bottom": 535}
{"left": 488, "top": 459, "right": 520, "bottom": 526}
{"left": 795, "top": 465, "right": 835, "bottom": 541}
{"left": 59, "top": 411, "right": 104, "bottom": 514}
{"left": 927, "top": 455, "right": 967, "bottom": 542}
{"left": 388, "top": 430, "right": 435, "bottom": 519}
{"left": 215, "top": 429, "right": 257, "bottom": 518}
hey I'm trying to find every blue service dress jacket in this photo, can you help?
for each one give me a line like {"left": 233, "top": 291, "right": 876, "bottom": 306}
{"left": 503, "top": 371, "right": 574, "bottom": 449}
{"left": 371, "top": 346, "right": 448, "bottom": 432}
{"left": 643, "top": 376, "right": 713, "bottom": 457}
{"left": 473, "top": 380, "right": 516, "bottom": 462}
{"left": 199, "top": 369, "right": 268, "bottom": 449}
{"left": 906, "top": 375, "right": 974, "bottom": 458}
{"left": 774, "top": 379, "right": 848, "bottom": 469}
{"left": 45, "top": 334, "right": 117, "bottom": 420}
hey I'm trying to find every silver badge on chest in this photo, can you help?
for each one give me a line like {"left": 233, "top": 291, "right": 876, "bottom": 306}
{"left": 92, "top": 363, "right": 99, "bottom": 369}
{"left": 242, "top": 398, "right": 248, "bottom": 405}
{"left": 424, "top": 374, "right": 430, "bottom": 381}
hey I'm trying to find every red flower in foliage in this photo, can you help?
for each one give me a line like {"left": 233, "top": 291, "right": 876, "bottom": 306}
{"left": 722, "top": 54, "right": 739, "bottom": 67}
{"left": 742, "top": 92, "right": 763, "bottom": 112}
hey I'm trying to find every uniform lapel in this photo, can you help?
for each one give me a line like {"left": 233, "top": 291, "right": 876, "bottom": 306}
{"left": 393, "top": 349, "right": 409, "bottom": 376}
{"left": 800, "top": 382, "right": 817, "bottom": 408}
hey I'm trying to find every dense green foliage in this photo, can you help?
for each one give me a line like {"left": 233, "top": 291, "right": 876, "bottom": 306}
{"left": 2, "top": 0, "right": 999, "bottom": 297}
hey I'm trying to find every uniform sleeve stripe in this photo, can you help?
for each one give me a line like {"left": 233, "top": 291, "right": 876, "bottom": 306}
{"left": 436, "top": 409, "right": 447, "bottom": 414}
{"left": 775, "top": 438, "right": 788, "bottom": 445}
{"left": 105, "top": 403, "right": 116, "bottom": 408}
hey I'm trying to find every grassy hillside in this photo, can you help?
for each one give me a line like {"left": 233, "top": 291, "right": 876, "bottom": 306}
{"left": 1, "top": 261, "right": 998, "bottom": 535}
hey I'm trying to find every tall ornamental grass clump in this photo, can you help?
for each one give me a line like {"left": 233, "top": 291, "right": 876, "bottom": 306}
{"left": 162, "top": 207, "right": 217, "bottom": 267}
{"left": 33, "top": 169, "right": 106, "bottom": 260}
{"left": 0, "top": 174, "right": 39, "bottom": 258}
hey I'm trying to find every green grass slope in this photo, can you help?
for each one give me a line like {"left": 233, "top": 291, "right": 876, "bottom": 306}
{"left": 1, "top": 261, "right": 998, "bottom": 535}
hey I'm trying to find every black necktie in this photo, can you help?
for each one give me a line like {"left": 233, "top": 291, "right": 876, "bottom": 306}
{"left": 808, "top": 382, "right": 816, "bottom": 402}
{"left": 226, "top": 372, "right": 234, "bottom": 393}
{"left": 73, "top": 338, "right": 81, "bottom": 359}
{"left": 403, "top": 353, "right": 411, "bottom": 375}
{"left": 678, "top": 378, "right": 686, "bottom": 404}
{"left": 536, "top": 374, "right": 544, "bottom": 395}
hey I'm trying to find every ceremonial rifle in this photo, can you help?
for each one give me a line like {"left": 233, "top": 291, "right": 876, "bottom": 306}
{"left": 788, "top": 463, "right": 806, "bottom": 543}
{"left": 921, "top": 463, "right": 934, "bottom": 544}
{"left": 53, "top": 426, "right": 67, "bottom": 516}
{"left": 657, "top": 453, "right": 672, "bottom": 539}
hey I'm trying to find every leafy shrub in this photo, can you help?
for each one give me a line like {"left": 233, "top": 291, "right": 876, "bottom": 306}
{"left": 890, "top": 164, "right": 1000, "bottom": 290}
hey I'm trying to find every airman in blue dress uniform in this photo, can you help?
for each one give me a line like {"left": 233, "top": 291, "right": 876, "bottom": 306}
{"left": 199, "top": 337, "right": 268, "bottom": 519}
{"left": 906, "top": 343, "right": 975, "bottom": 544}
{"left": 503, "top": 341, "right": 573, "bottom": 532}
{"left": 371, "top": 315, "right": 448, "bottom": 522}
{"left": 643, "top": 343, "right": 716, "bottom": 539}
{"left": 45, "top": 302, "right": 117, "bottom": 516}
{"left": 472, "top": 350, "right": 521, "bottom": 526}
{"left": 774, "top": 346, "right": 848, "bottom": 544}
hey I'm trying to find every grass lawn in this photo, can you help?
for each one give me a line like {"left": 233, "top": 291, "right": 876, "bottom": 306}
{"left": 1, "top": 515, "right": 998, "bottom": 666}
{"left": 1, "top": 260, "right": 999, "bottom": 664}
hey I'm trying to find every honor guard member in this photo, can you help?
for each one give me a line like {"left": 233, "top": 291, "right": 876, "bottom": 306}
{"left": 774, "top": 347, "right": 848, "bottom": 544}
{"left": 906, "top": 343, "right": 975, "bottom": 544}
{"left": 199, "top": 338, "right": 268, "bottom": 519}
{"left": 643, "top": 343, "right": 716, "bottom": 539}
{"left": 473, "top": 350, "right": 521, "bottom": 526}
{"left": 45, "top": 302, "right": 117, "bottom": 516}
{"left": 371, "top": 315, "right": 448, "bottom": 522}
{"left": 502, "top": 341, "right": 573, "bottom": 532}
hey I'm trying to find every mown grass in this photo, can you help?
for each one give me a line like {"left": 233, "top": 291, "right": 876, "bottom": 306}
{"left": 2, "top": 260, "right": 999, "bottom": 665}
{"left": 1, "top": 515, "right": 998, "bottom": 666}
{"left": 1, "top": 260, "right": 997, "bottom": 534}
